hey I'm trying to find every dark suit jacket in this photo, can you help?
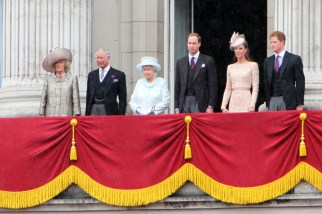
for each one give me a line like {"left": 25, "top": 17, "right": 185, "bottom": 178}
{"left": 263, "top": 51, "right": 305, "bottom": 110}
{"left": 85, "top": 67, "right": 127, "bottom": 115}
{"left": 175, "top": 53, "right": 218, "bottom": 112}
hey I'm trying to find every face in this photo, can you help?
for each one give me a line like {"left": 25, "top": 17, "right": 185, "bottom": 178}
{"left": 187, "top": 36, "right": 201, "bottom": 55}
{"left": 96, "top": 49, "right": 110, "bottom": 69}
{"left": 55, "top": 60, "right": 65, "bottom": 73}
{"left": 142, "top": 65, "right": 156, "bottom": 82}
{"left": 234, "top": 45, "right": 247, "bottom": 60}
{"left": 270, "top": 36, "right": 285, "bottom": 54}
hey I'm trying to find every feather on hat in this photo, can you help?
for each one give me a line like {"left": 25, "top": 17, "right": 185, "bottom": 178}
{"left": 229, "top": 32, "right": 246, "bottom": 51}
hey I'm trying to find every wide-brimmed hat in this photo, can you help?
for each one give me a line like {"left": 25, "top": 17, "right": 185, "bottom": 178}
{"left": 136, "top": 56, "right": 161, "bottom": 72}
{"left": 229, "top": 31, "right": 246, "bottom": 51}
{"left": 42, "top": 48, "right": 73, "bottom": 72}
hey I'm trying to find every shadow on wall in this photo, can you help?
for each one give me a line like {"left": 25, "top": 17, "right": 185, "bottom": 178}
{"left": 193, "top": 0, "right": 267, "bottom": 111}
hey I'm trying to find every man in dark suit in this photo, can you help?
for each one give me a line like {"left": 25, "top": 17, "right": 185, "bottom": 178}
{"left": 263, "top": 31, "right": 305, "bottom": 111}
{"left": 85, "top": 48, "right": 127, "bottom": 115}
{"left": 174, "top": 32, "right": 218, "bottom": 113}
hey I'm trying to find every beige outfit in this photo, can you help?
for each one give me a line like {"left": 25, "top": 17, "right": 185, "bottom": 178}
{"left": 221, "top": 62, "right": 259, "bottom": 112}
{"left": 40, "top": 71, "right": 81, "bottom": 116}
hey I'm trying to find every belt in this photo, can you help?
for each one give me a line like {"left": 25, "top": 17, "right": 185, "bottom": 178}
{"left": 93, "top": 98, "right": 104, "bottom": 104}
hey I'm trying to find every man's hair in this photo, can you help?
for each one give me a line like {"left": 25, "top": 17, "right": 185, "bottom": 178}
{"left": 187, "top": 32, "right": 201, "bottom": 43}
{"left": 96, "top": 48, "right": 110, "bottom": 57}
{"left": 270, "top": 31, "right": 286, "bottom": 43}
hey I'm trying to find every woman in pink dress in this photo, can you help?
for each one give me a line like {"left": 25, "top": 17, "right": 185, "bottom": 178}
{"left": 221, "top": 32, "right": 259, "bottom": 112}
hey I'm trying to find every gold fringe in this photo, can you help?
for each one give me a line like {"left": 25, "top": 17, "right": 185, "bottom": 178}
{"left": 70, "top": 118, "right": 78, "bottom": 161}
{"left": 0, "top": 167, "right": 74, "bottom": 209}
{"left": 73, "top": 162, "right": 315, "bottom": 206}
{"left": 302, "top": 163, "right": 322, "bottom": 191}
{"left": 4, "top": 162, "right": 322, "bottom": 208}
{"left": 184, "top": 116, "right": 192, "bottom": 160}
{"left": 74, "top": 165, "right": 188, "bottom": 206}
{"left": 188, "top": 163, "right": 305, "bottom": 204}
{"left": 299, "top": 113, "right": 307, "bottom": 157}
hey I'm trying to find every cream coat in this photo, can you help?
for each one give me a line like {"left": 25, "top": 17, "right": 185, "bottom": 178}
{"left": 40, "top": 72, "right": 81, "bottom": 116}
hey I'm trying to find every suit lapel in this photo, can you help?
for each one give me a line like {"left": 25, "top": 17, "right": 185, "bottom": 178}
{"left": 267, "top": 55, "right": 275, "bottom": 85}
{"left": 90, "top": 69, "right": 100, "bottom": 97}
{"left": 182, "top": 56, "right": 189, "bottom": 85}
{"left": 193, "top": 54, "right": 203, "bottom": 80}
{"left": 103, "top": 68, "right": 115, "bottom": 95}
{"left": 278, "top": 51, "right": 290, "bottom": 77}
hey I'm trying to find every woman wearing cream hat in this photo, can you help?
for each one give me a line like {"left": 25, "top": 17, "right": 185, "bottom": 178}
{"left": 40, "top": 47, "right": 81, "bottom": 116}
{"left": 129, "top": 56, "right": 170, "bottom": 115}
{"left": 221, "top": 32, "right": 259, "bottom": 112}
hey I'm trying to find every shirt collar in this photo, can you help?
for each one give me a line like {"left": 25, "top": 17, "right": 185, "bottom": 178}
{"left": 189, "top": 51, "right": 200, "bottom": 60}
{"left": 275, "top": 49, "right": 286, "bottom": 58}
{"left": 100, "top": 65, "right": 111, "bottom": 73}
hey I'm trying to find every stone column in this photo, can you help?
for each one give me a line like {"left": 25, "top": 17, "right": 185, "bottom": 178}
{"left": 274, "top": 0, "right": 322, "bottom": 109}
{"left": 0, "top": 0, "right": 91, "bottom": 117}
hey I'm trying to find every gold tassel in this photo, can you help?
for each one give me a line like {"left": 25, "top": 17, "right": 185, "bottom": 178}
{"left": 70, "top": 118, "right": 78, "bottom": 161}
{"left": 299, "top": 113, "right": 307, "bottom": 157}
{"left": 185, "top": 143, "right": 192, "bottom": 159}
{"left": 299, "top": 142, "right": 306, "bottom": 157}
{"left": 70, "top": 144, "right": 77, "bottom": 161}
{"left": 184, "top": 116, "right": 192, "bottom": 160}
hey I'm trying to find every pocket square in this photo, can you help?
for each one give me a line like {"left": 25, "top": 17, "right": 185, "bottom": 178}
{"left": 201, "top": 64, "right": 206, "bottom": 67}
{"left": 113, "top": 79, "right": 119, "bottom": 83}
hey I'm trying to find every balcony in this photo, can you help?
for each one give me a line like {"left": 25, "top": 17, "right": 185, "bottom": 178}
{"left": 1, "top": 111, "right": 322, "bottom": 213}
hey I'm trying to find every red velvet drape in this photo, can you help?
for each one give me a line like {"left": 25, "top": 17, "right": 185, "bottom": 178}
{"left": 1, "top": 110, "right": 322, "bottom": 207}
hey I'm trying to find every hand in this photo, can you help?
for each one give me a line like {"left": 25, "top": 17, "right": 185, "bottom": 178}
{"left": 136, "top": 107, "right": 146, "bottom": 115}
{"left": 221, "top": 108, "right": 229, "bottom": 113}
{"left": 248, "top": 107, "right": 255, "bottom": 112}
{"left": 136, "top": 107, "right": 152, "bottom": 115}
{"left": 206, "top": 106, "right": 214, "bottom": 113}
{"left": 296, "top": 105, "right": 304, "bottom": 110}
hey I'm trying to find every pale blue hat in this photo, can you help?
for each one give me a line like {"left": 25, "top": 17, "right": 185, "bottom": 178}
{"left": 136, "top": 56, "right": 161, "bottom": 72}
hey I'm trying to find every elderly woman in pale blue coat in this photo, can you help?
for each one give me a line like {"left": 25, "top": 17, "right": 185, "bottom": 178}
{"left": 129, "top": 56, "right": 170, "bottom": 115}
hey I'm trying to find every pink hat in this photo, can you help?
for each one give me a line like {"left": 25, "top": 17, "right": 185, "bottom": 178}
{"left": 42, "top": 48, "right": 73, "bottom": 72}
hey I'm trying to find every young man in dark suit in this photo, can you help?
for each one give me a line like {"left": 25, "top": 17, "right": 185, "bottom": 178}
{"left": 85, "top": 48, "right": 127, "bottom": 115}
{"left": 263, "top": 31, "right": 305, "bottom": 111}
{"left": 174, "top": 33, "right": 218, "bottom": 113}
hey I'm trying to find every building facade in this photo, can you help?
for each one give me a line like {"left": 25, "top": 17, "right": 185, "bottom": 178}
{"left": 1, "top": 0, "right": 322, "bottom": 213}
{"left": 1, "top": 0, "right": 322, "bottom": 116}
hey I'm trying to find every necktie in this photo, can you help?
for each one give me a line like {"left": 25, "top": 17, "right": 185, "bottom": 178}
{"left": 190, "top": 57, "right": 195, "bottom": 69}
{"left": 274, "top": 55, "right": 280, "bottom": 73}
{"left": 100, "top": 70, "right": 105, "bottom": 81}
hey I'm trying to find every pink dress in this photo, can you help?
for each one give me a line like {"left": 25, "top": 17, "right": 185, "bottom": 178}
{"left": 221, "top": 62, "right": 259, "bottom": 112}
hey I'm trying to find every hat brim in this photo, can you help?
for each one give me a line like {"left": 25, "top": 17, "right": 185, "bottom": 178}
{"left": 136, "top": 62, "right": 161, "bottom": 72}
{"left": 42, "top": 48, "right": 73, "bottom": 72}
